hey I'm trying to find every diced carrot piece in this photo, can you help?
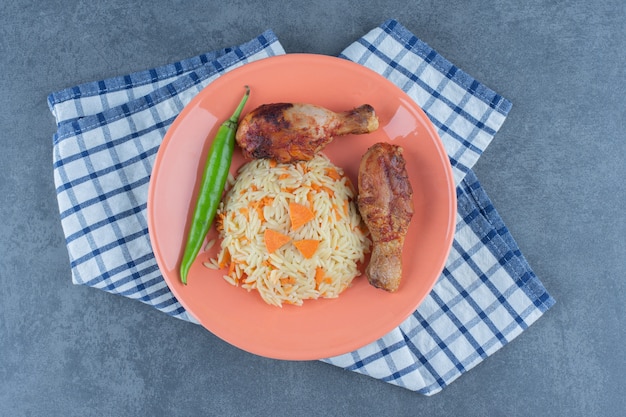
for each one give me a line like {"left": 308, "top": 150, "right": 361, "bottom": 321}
{"left": 306, "top": 191, "right": 315, "bottom": 208}
{"left": 314, "top": 267, "right": 325, "bottom": 289}
{"left": 289, "top": 202, "right": 315, "bottom": 230}
{"left": 321, "top": 186, "right": 335, "bottom": 197}
{"left": 312, "top": 183, "right": 335, "bottom": 197}
{"left": 255, "top": 206, "right": 265, "bottom": 222}
{"left": 251, "top": 197, "right": 273, "bottom": 222}
{"left": 280, "top": 277, "right": 296, "bottom": 285}
{"left": 345, "top": 178, "right": 355, "bottom": 194}
{"left": 269, "top": 159, "right": 277, "bottom": 168}
{"left": 253, "top": 197, "right": 274, "bottom": 209}
{"left": 325, "top": 167, "right": 342, "bottom": 180}
{"left": 279, "top": 173, "right": 290, "bottom": 180}
{"left": 332, "top": 204, "right": 342, "bottom": 220}
{"left": 293, "top": 239, "right": 320, "bottom": 259}
{"left": 218, "top": 249, "right": 231, "bottom": 269}
{"left": 264, "top": 229, "right": 291, "bottom": 254}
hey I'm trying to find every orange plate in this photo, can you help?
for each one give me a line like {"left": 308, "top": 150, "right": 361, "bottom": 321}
{"left": 147, "top": 54, "right": 456, "bottom": 360}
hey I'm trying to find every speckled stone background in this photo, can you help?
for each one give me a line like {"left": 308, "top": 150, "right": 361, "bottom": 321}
{"left": 1, "top": 1, "right": 624, "bottom": 416}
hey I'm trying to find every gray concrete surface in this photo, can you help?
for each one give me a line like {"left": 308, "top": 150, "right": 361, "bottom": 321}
{"left": 1, "top": 1, "right": 624, "bottom": 416}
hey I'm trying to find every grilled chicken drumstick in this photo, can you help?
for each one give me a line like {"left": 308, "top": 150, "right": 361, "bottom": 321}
{"left": 236, "top": 103, "right": 379, "bottom": 163}
{"left": 358, "top": 142, "right": 414, "bottom": 292}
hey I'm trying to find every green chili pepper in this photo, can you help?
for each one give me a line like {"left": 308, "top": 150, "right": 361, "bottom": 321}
{"left": 179, "top": 85, "right": 250, "bottom": 284}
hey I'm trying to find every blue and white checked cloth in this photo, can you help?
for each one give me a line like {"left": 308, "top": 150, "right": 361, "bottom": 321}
{"left": 48, "top": 19, "right": 554, "bottom": 395}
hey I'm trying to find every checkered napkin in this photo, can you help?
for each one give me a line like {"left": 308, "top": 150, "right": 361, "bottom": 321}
{"left": 48, "top": 19, "right": 554, "bottom": 395}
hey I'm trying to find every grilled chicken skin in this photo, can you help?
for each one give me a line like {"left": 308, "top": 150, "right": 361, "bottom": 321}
{"left": 235, "top": 103, "right": 379, "bottom": 163}
{"left": 357, "top": 142, "right": 414, "bottom": 292}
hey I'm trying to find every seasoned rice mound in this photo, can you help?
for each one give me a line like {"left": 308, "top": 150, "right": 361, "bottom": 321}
{"left": 210, "top": 155, "right": 371, "bottom": 307}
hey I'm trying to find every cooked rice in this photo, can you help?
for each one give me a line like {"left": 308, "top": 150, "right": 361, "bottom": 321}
{"left": 210, "top": 154, "right": 371, "bottom": 307}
